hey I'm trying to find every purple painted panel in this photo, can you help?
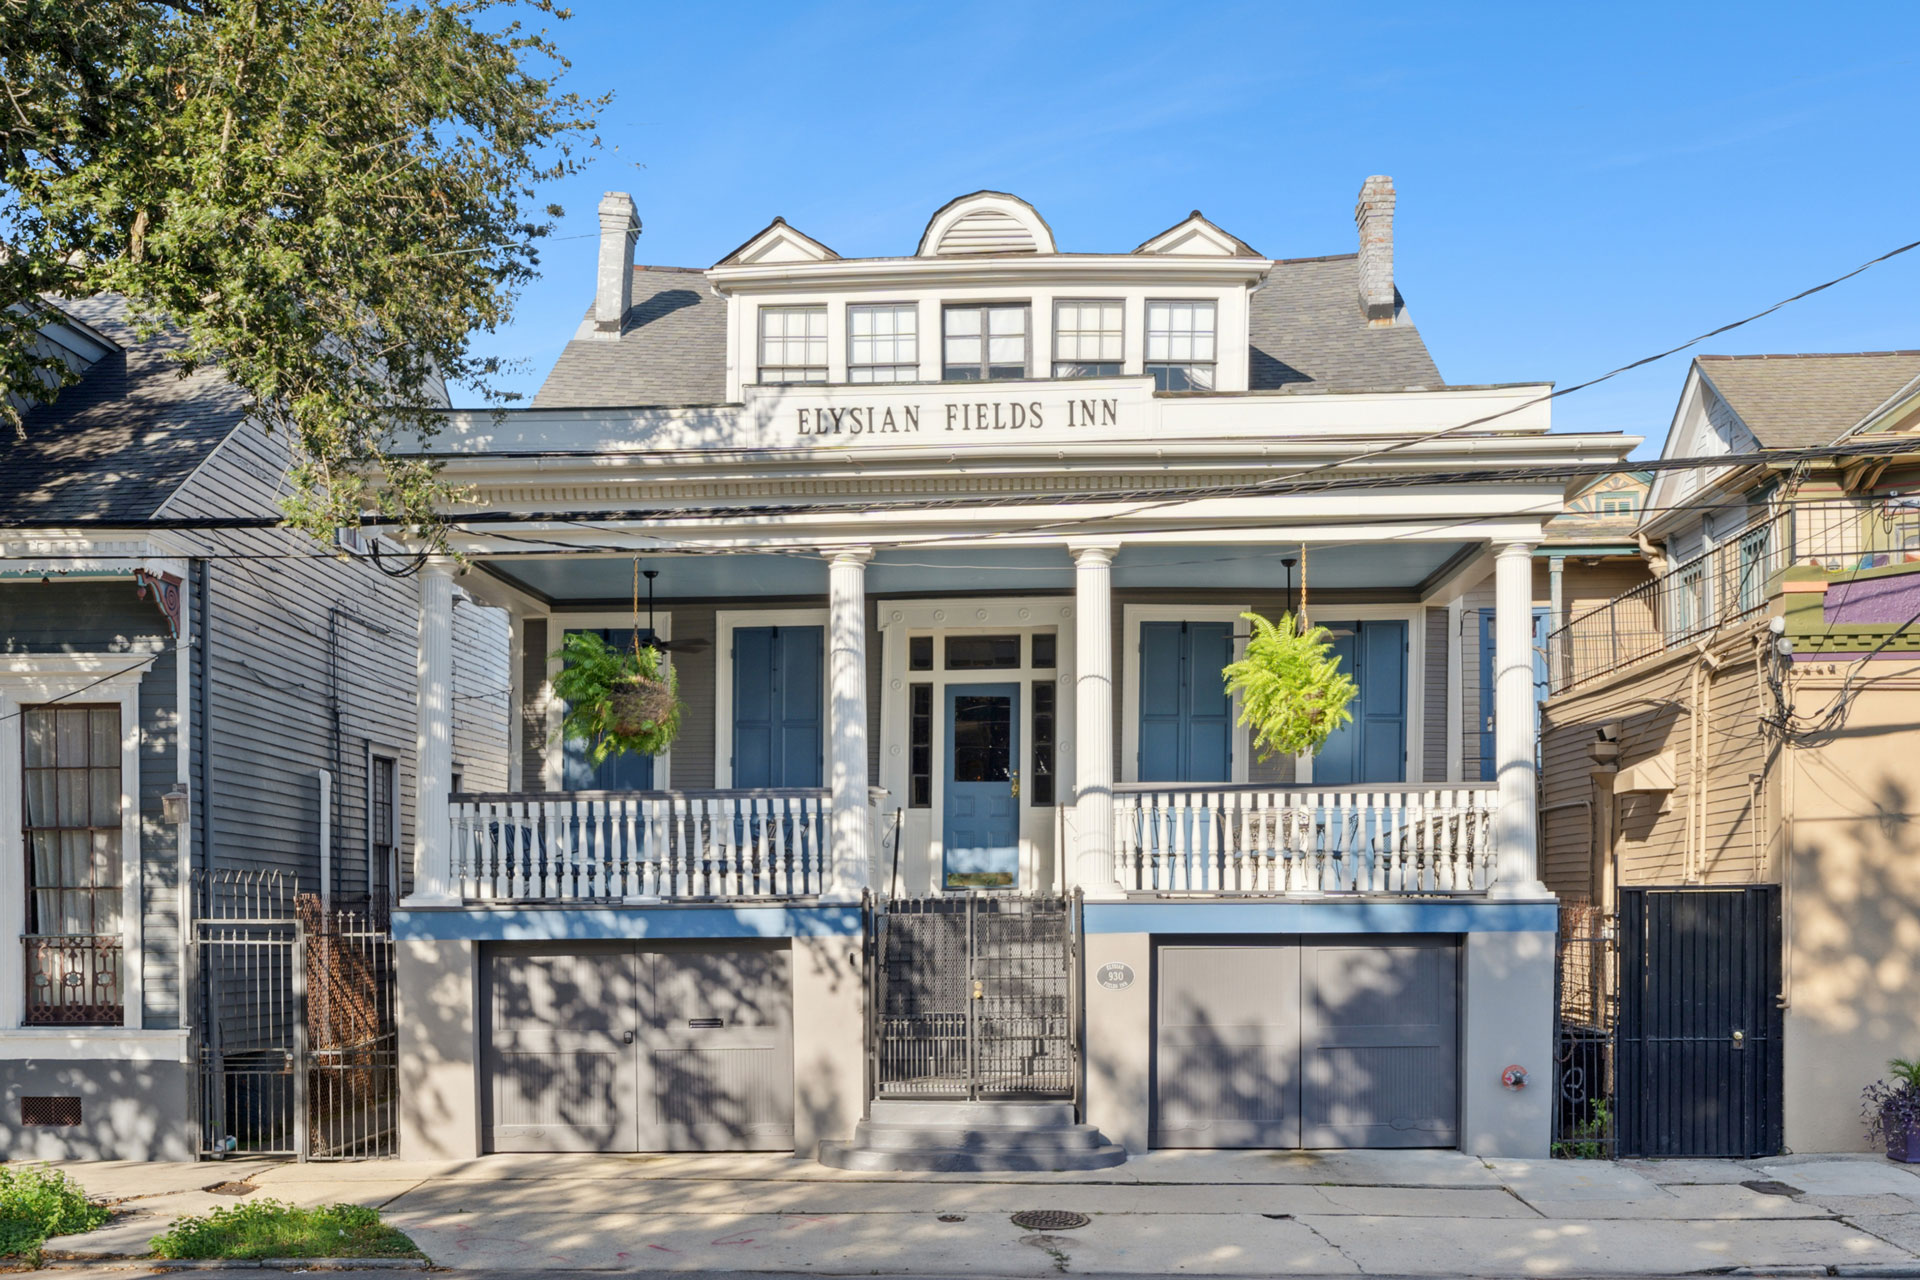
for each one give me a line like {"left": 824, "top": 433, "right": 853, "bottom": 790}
{"left": 1825, "top": 571, "right": 1920, "bottom": 625}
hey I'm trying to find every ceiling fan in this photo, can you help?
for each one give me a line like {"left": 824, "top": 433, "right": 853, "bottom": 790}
{"left": 629, "top": 562, "right": 710, "bottom": 655}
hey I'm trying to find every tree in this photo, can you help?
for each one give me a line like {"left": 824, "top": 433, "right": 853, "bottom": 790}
{"left": 0, "top": 0, "right": 602, "bottom": 542}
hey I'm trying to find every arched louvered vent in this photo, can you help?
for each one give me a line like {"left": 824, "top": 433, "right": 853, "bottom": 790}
{"left": 933, "top": 208, "right": 1040, "bottom": 255}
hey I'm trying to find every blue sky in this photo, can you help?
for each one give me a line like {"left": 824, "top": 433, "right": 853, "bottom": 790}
{"left": 461, "top": 1, "right": 1920, "bottom": 453}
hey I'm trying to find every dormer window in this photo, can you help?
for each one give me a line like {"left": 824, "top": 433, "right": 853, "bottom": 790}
{"left": 758, "top": 305, "right": 828, "bottom": 384}
{"left": 943, "top": 303, "right": 1029, "bottom": 381}
{"left": 1146, "top": 300, "right": 1216, "bottom": 391}
{"left": 1052, "top": 300, "right": 1123, "bottom": 378}
{"left": 848, "top": 304, "right": 919, "bottom": 384}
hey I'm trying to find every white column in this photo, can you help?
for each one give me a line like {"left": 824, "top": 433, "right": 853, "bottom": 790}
{"left": 1489, "top": 539, "right": 1549, "bottom": 899}
{"left": 1072, "top": 544, "right": 1121, "bottom": 898}
{"left": 407, "top": 557, "right": 458, "bottom": 905}
{"left": 825, "top": 548, "right": 873, "bottom": 902}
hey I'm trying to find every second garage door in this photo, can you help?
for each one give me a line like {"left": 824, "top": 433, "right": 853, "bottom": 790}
{"left": 483, "top": 941, "right": 794, "bottom": 1153}
{"left": 1153, "top": 938, "right": 1458, "bottom": 1149}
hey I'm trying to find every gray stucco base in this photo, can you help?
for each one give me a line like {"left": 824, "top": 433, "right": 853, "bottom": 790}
{"left": 1, "top": 1058, "right": 195, "bottom": 1160}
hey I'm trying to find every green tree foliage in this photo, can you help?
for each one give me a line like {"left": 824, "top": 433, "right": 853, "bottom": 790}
{"left": 1221, "top": 611, "right": 1358, "bottom": 759}
{"left": 551, "top": 629, "right": 682, "bottom": 763}
{"left": 0, "top": 0, "right": 603, "bottom": 542}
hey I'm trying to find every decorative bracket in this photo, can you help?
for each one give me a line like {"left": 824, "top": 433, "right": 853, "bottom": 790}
{"left": 133, "top": 569, "right": 184, "bottom": 638}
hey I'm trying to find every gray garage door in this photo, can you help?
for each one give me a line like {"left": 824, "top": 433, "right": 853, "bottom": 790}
{"left": 484, "top": 941, "right": 794, "bottom": 1153}
{"left": 1153, "top": 938, "right": 1457, "bottom": 1149}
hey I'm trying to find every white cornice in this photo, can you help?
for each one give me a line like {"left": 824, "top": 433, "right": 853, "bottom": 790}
{"left": 705, "top": 253, "right": 1272, "bottom": 293}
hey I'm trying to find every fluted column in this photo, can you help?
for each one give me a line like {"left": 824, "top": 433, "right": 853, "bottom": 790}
{"left": 1072, "top": 544, "right": 1121, "bottom": 898}
{"left": 825, "top": 547, "right": 873, "bottom": 902}
{"left": 407, "top": 557, "right": 458, "bottom": 905}
{"left": 1489, "top": 539, "right": 1549, "bottom": 899}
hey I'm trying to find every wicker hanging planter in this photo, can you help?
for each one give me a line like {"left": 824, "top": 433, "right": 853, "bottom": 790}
{"left": 552, "top": 629, "right": 682, "bottom": 764}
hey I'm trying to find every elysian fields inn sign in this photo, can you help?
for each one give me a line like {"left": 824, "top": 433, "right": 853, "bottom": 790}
{"left": 796, "top": 393, "right": 1121, "bottom": 437}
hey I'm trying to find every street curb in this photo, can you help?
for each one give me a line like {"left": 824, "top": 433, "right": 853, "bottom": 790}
{"left": 40, "top": 1259, "right": 429, "bottom": 1272}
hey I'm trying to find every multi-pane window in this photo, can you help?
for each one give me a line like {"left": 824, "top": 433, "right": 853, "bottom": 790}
{"left": 1146, "top": 300, "right": 1217, "bottom": 391}
{"left": 22, "top": 705, "right": 123, "bottom": 1026}
{"left": 370, "top": 754, "right": 397, "bottom": 908}
{"left": 1052, "top": 300, "right": 1123, "bottom": 377}
{"left": 943, "top": 304, "right": 1029, "bottom": 380}
{"left": 848, "top": 304, "right": 918, "bottom": 383}
{"left": 1598, "top": 495, "right": 1638, "bottom": 516}
{"left": 1030, "top": 681, "right": 1056, "bottom": 807}
{"left": 758, "top": 306, "right": 828, "bottom": 384}
{"left": 908, "top": 684, "right": 932, "bottom": 808}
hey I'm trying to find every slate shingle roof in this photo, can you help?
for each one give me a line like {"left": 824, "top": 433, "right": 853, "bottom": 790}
{"left": 0, "top": 294, "right": 250, "bottom": 522}
{"left": 531, "top": 266, "right": 728, "bottom": 408}
{"left": 529, "top": 253, "right": 1446, "bottom": 409}
{"left": 1696, "top": 351, "right": 1920, "bottom": 449}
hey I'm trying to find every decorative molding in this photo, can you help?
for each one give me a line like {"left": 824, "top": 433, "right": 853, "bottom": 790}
{"left": 133, "top": 569, "right": 184, "bottom": 637}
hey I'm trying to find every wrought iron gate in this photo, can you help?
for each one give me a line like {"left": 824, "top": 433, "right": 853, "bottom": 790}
{"left": 871, "top": 893, "right": 1079, "bottom": 1101}
{"left": 1615, "top": 885, "right": 1783, "bottom": 1159}
{"left": 1551, "top": 899, "right": 1616, "bottom": 1158}
{"left": 193, "top": 871, "right": 397, "bottom": 1159}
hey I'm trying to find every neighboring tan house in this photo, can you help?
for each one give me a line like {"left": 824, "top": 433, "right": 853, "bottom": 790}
{"left": 384, "top": 180, "right": 1637, "bottom": 1166}
{"left": 0, "top": 295, "right": 512, "bottom": 1160}
{"left": 1541, "top": 350, "right": 1920, "bottom": 1156}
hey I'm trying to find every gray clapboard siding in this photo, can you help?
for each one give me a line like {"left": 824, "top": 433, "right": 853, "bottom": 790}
{"left": 1424, "top": 607, "right": 1449, "bottom": 783}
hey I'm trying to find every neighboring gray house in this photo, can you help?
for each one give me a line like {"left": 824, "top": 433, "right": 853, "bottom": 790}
{"left": 0, "top": 295, "right": 511, "bottom": 1160}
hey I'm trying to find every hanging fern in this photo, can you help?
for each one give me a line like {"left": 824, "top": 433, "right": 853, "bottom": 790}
{"left": 1222, "top": 611, "right": 1358, "bottom": 760}
{"left": 551, "top": 631, "right": 683, "bottom": 764}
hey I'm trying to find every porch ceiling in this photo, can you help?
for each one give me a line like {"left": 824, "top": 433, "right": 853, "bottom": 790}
{"left": 479, "top": 541, "right": 1476, "bottom": 605}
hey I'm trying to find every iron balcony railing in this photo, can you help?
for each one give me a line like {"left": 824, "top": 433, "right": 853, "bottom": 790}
{"left": 1547, "top": 497, "right": 1920, "bottom": 695}
{"left": 23, "top": 933, "right": 124, "bottom": 1026}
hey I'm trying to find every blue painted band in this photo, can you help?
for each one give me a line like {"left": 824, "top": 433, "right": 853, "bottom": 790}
{"left": 1082, "top": 899, "right": 1558, "bottom": 935}
{"left": 393, "top": 904, "right": 863, "bottom": 942}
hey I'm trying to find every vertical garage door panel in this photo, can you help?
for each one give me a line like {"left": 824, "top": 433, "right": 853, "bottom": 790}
{"left": 643, "top": 945, "right": 795, "bottom": 1151}
{"left": 1152, "top": 946, "right": 1301, "bottom": 1148}
{"left": 1300, "top": 940, "right": 1458, "bottom": 1148}
{"left": 484, "top": 945, "right": 641, "bottom": 1152}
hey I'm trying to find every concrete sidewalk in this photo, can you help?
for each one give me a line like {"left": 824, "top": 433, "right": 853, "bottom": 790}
{"left": 33, "top": 1149, "right": 1920, "bottom": 1276}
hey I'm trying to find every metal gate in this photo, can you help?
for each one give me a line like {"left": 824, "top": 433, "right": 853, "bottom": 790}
{"left": 193, "top": 871, "right": 397, "bottom": 1159}
{"left": 871, "top": 893, "right": 1079, "bottom": 1101}
{"left": 1615, "top": 885, "right": 1783, "bottom": 1158}
{"left": 1551, "top": 899, "right": 1616, "bottom": 1158}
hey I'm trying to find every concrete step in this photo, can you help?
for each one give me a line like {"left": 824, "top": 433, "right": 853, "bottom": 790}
{"left": 818, "top": 1137, "right": 1128, "bottom": 1173}
{"left": 867, "top": 1099, "right": 1077, "bottom": 1129}
{"left": 851, "top": 1121, "right": 1111, "bottom": 1153}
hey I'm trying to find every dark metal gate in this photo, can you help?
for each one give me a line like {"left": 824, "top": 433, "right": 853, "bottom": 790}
{"left": 871, "top": 893, "right": 1079, "bottom": 1101}
{"left": 1551, "top": 899, "right": 1616, "bottom": 1158}
{"left": 193, "top": 871, "right": 397, "bottom": 1159}
{"left": 1615, "top": 885, "right": 1783, "bottom": 1159}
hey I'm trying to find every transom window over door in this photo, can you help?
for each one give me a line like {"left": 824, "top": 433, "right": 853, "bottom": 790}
{"left": 758, "top": 306, "right": 827, "bottom": 384}
{"left": 848, "top": 304, "right": 918, "bottom": 383}
{"left": 943, "top": 304, "right": 1028, "bottom": 380}
{"left": 21, "top": 704, "right": 124, "bottom": 1026}
{"left": 1146, "top": 300, "right": 1216, "bottom": 391}
{"left": 1053, "top": 299, "right": 1122, "bottom": 377}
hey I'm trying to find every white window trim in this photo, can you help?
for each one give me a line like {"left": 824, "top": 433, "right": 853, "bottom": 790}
{"left": 1289, "top": 603, "right": 1428, "bottom": 786}
{"left": 0, "top": 653, "right": 150, "bottom": 1035}
{"left": 714, "top": 608, "right": 830, "bottom": 789}
{"left": 542, "top": 611, "right": 673, "bottom": 790}
{"left": 1120, "top": 604, "right": 1252, "bottom": 786}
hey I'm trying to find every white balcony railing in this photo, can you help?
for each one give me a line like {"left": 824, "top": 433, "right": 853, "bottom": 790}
{"left": 450, "top": 789, "right": 831, "bottom": 901}
{"left": 1113, "top": 784, "right": 1499, "bottom": 895}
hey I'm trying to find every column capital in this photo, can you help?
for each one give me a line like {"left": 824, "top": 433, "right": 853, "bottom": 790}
{"left": 826, "top": 546, "right": 873, "bottom": 567}
{"left": 1494, "top": 538, "right": 1537, "bottom": 560}
{"left": 1069, "top": 541, "right": 1122, "bottom": 566}
{"left": 420, "top": 554, "right": 459, "bottom": 580}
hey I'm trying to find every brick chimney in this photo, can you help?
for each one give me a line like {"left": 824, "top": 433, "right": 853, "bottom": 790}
{"left": 593, "top": 191, "right": 640, "bottom": 338}
{"left": 1354, "top": 175, "right": 1396, "bottom": 326}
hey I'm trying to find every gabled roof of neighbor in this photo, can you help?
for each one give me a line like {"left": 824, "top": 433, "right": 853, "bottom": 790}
{"left": 1695, "top": 351, "right": 1920, "bottom": 449}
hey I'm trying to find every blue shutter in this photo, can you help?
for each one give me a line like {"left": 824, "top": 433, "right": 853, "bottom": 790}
{"left": 1138, "top": 622, "right": 1184, "bottom": 782}
{"left": 562, "top": 628, "right": 656, "bottom": 791}
{"left": 1314, "top": 627, "right": 1362, "bottom": 785}
{"left": 1184, "top": 622, "right": 1233, "bottom": 783}
{"left": 1313, "top": 621, "right": 1407, "bottom": 786}
{"left": 1478, "top": 612, "right": 1496, "bottom": 782}
{"left": 733, "top": 625, "right": 823, "bottom": 788}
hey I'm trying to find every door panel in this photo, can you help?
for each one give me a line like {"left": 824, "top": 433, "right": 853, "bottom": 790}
{"left": 1300, "top": 940, "right": 1458, "bottom": 1148}
{"left": 642, "top": 945, "right": 794, "bottom": 1151}
{"left": 944, "top": 684, "right": 1019, "bottom": 889}
{"left": 1138, "top": 621, "right": 1233, "bottom": 782}
{"left": 1314, "top": 621, "right": 1408, "bottom": 786}
{"left": 1153, "top": 945, "right": 1302, "bottom": 1147}
{"left": 733, "top": 626, "right": 823, "bottom": 788}
{"left": 484, "top": 944, "right": 641, "bottom": 1152}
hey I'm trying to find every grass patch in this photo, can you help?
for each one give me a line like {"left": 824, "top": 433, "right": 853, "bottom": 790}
{"left": 149, "top": 1200, "right": 420, "bottom": 1261}
{"left": 0, "top": 1165, "right": 111, "bottom": 1265}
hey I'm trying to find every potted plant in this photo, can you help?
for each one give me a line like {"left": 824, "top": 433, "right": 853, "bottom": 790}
{"left": 1221, "top": 611, "right": 1359, "bottom": 759}
{"left": 551, "top": 630, "right": 682, "bottom": 764}
{"left": 1862, "top": 1058, "right": 1920, "bottom": 1162}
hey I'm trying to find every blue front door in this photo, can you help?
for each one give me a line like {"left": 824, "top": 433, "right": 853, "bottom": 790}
{"left": 1138, "top": 621, "right": 1234, "bottom": 782}
{"left": 562, "top": 628, "right": 656, "bottom": 790}
{"left": 731, "top": 626, "right": 823, "bottom": 788}
{"left": 943, "top": 683, "right": 1019, "bottom": 889}
{"left": 1313, "top": 620, "right": 1407, "bottom": 786}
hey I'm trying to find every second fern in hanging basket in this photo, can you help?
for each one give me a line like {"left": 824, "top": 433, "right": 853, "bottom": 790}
{"left": 551, "top": 630, "right": 683, "bottom": 763}
{"left": 1222, "top": 611, "right": 1359, "bottom": 759}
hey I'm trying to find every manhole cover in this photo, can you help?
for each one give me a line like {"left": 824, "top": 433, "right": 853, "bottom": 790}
{"left": 1011, "top": 1210, "right": 1090, "bottom": 1231}
{"left": 203, "top": 1182, "right": 255, "bottom": 1196}
{"left": 937, "top": 1214, "right": 966, "bottom": 1223}
{"left": 1741, "top": 1179, "right": 1802, "bottom": 1198}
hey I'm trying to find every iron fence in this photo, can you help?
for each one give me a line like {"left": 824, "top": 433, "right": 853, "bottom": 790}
{"left": 22, "top": 933, "right": 123, "bottom": 1025}
{"left": 193, "top": 869, "right": 397, "bottom": 1160}
{"left": 1547, "top": 497, "right": 1920, "bottom": 694}
{"left": 1551, "top": 898, "right": 1616, "bottom": 1159}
